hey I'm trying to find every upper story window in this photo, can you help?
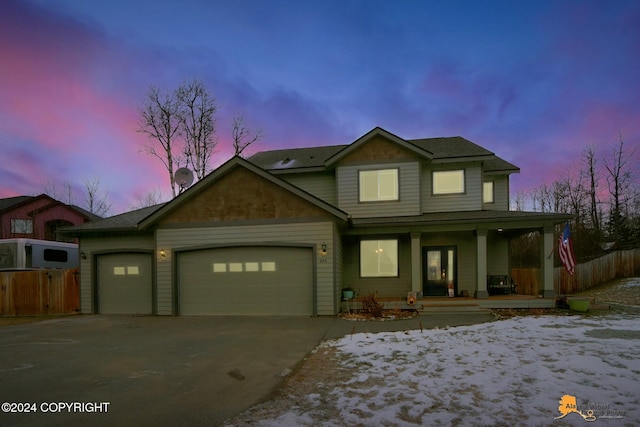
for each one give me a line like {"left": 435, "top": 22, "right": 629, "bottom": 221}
{"left": 359, "top": 169, "right": 398, "bottom": 202}
{"left": 11, "top": 219, "right": 33, "bottom": 234}
{"left": 483, "top": 181, "right": 494, "bottom": 203}
{"left": 433, "top": 170, "right": 465, "bottom": 195}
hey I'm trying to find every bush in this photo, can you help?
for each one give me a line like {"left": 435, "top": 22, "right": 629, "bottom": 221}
{"left": 361, "top": 292, "right": 384, "bottom": 317}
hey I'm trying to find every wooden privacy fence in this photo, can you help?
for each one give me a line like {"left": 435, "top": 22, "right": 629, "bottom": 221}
{"left": 512, "top": 249, "right": 640, "bottom": 295}
{"left": 0, "top": 268, "right": 80, "bottom": 316}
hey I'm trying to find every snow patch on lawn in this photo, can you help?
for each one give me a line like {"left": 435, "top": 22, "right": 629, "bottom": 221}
{"left": 618, "top": 278, "right": 640, "bottom": 289}
{"left": 249, "top": 314, "right": 640, "bottom": 426}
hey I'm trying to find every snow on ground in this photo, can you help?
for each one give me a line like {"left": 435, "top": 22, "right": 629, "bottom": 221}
{"left": 618, "top": 278, "right": 640, "bottom": 289}
{"left": 243, "top": 312, "right": 640, "bottom": 426}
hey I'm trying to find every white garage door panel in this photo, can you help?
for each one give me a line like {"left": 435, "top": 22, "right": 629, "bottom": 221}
{"left": 179, "top": 247, "right": 313, "bottom": 315}
{"left": 98, "top": 253, "right": 152, "bottom": 314}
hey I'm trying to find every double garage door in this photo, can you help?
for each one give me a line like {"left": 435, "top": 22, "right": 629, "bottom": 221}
{"left": 178, "top": 246, "right": 313, "bottom": 316}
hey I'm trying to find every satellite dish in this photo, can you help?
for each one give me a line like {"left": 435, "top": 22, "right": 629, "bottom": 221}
{"left": 175, "top": 167, "right": 194, "bottom": 190}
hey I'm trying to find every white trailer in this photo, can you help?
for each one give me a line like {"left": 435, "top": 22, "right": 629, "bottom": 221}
{"left": 0, "top": 238, "right": 79, "bottom": 270}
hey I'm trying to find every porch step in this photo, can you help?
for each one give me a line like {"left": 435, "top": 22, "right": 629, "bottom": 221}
{"left": 417, "top": 302, "right": 485, "bottom": 313}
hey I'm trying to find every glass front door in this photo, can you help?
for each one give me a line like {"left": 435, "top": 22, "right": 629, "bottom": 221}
{"left": 423, "top": 246, "right": 457, "bottom": 296}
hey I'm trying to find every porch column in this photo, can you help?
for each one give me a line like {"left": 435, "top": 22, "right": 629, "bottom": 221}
{"left": 475, "top": 229, "right": 489, "bottom": 298}
{"left": 411, "top": 232, "right": 422, "bottom": 294}
{"left": 541, "top": 225, "right": 556, "bottom": 298}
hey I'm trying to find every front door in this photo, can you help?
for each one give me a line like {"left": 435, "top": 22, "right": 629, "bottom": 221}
{"left": 423, "top": 246, "right": 457, "bottom": 296}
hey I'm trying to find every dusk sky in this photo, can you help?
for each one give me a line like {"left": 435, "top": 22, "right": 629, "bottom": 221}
{"left": 1, "top": 0, "right": 639, "bottom": 214}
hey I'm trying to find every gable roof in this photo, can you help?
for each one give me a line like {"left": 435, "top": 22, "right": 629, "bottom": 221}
{"left": 0, "top": 194, "right": 102, "bottom": 221}
{"left": 248, "top": 127, "right": 519, "bottom": 174}
{"left": 138, "top": 156, "right": 348, "bottom": 229}
{"left": 325, "top": 127, "right": 433, "bottom": 166}
{"left": 0, "top": 196, "right": 34, "bottom": 212}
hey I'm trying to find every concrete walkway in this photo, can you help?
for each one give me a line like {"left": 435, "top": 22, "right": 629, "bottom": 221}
{"left": 0, "top": 312, "right": 494, "bottom": 426}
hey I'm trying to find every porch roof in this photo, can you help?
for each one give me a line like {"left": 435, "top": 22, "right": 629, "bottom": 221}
{"left": 349, "top": 210, "right": 573, "bottom": 230}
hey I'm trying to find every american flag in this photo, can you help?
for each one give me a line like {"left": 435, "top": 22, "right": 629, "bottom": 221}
{"left": 558, "top": 223, "right": 577, "bottom": 275}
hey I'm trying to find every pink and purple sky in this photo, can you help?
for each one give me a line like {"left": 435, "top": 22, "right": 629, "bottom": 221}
{"left": 1, "top": 0, "right": 639, "bottom": 214}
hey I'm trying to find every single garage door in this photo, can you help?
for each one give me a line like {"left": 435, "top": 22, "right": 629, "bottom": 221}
{"left": 178, "top": 246, "right": 313, "bottom": 316}
{"left": 97, "top": 253, "right": 152, "bottom": 314}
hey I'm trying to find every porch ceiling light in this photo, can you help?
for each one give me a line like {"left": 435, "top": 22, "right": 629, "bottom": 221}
{"left": 498, "top": 228, "right": 503, "bottom": 232}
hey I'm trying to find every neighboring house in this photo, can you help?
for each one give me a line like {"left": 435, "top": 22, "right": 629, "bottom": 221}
{"left": 63, "top": 127, "right": 571, "bottom": 316}
{"left": 0, "top": 194, "right": 100, "bottom": 242}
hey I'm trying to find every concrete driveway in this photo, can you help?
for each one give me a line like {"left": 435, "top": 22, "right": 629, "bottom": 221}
{"left": 0, "top": 312, "right": 493, "bottom": 426}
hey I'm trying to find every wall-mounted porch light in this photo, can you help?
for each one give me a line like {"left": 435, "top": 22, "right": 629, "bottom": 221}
{"left": 80, "top": 251, "right": 87, "bottom": 260}
{"left": 320, "top": 242, "right": 327, "bottom": 256}
{"left": 160, "top": 248, "right": 166, "bottom": 259}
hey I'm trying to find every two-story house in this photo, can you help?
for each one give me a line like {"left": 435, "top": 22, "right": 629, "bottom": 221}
{"left": 63, "top": 127, "right": 571, "bottom": 316}
{"left": 0, "top": 194, "right": 99, "bottom": 242}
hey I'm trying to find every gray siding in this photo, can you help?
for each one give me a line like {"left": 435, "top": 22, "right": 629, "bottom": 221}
{"left": 337, "top": 162, "right": 421, "bottom": 218}
{"left": 156, "top": 221, "right": 336, "bottom": 315}
{"left": 342, "top": 234, "right": 412, "bottom": 298}
{"left": 279, "top": 172, "right": 337, "bottom": 205}
{"left": 333, "top": 224, "right": 343, "bottom": 313}
{"left": 422, "top": 163, "right": 482, "bottom": 213}
{"left": 79, "top": 234, "right": 155, "bottom": 314}
{"left": 484, "top": 175, "right": 510, "bottom": 211}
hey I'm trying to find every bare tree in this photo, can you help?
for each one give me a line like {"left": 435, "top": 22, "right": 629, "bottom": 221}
{"left": 43, "top": 179, "right": 75, "bottom": 205}
{"left": 130, "top": 189, "right": 166, "bottom": 210}
{"left": 604, "top": 135, "right": 635, "bottom": 244}
{"left": 582, "top": 144, "right": 601, "bottom": 235}
{"left": 138, "top": 86, "right": 183, "bottom": 198}
{"left": 232, "top": 114, "right": 264, "bottom": 157}
{"left": 177, "top": 79, "right": 217, "bottom": 180}
{"left": 83, "top": 178, "right": 111, "bottom": 217}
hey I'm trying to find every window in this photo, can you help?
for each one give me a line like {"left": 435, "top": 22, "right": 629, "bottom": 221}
{"left": 213, "top": 263, "right": 227, "bottom": 273}
{"left": 360, "top": 240, "right": 398, "bottom": 277}
{"left": 261, "top": 262, "right": 276, "bottom": 272}
{"left": 483, "top": 181, "right": 494, "bottom": 203}
{"left": 44, "top": 249, "right": 68, "bottom": 263}
{"left": 229, "top": 262, "right": 243, "bottom": 272}
{"left": 245, "top": 262, "right": 259, "bottom": 272}
{"left": 212, "top": 261, "right": 277, "bottom": 272}
{"left": 113, "top": 266, "right": 140, "bottom": 276}
{"left": 359, "top": 169, "right": 398, "bottom": 201}
{"left": 433, "top": 170, "right": 465, "bottom": 194}
{"left": 11, "top": 219, "right": 33, "bottom": 234}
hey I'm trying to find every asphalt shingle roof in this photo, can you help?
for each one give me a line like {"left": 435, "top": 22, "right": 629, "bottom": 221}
{"left": 248, "top": 136, "right": 518, "bottom": 173}
{"left": 60, "top": 203, "right": 165, "bottom": 235}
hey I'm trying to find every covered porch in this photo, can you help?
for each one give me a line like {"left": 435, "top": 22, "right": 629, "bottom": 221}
{"left": 343, "top": 210, "right": 573, "bottom": 306}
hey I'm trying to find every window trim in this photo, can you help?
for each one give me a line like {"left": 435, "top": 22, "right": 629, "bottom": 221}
{"left": 11, "top": 218, "right": 34, "bottom": 234}
{"left": 358, "top": 168, "right": 399, "bottom": 202}
{"left": 432, "top": 170, "right": 465, "bottom": 195}
{"left": 483, "top": 181, "right": 495, "bottom": 204}
{"left": 359, "top": 239, "right": 399, "bottom": 278}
